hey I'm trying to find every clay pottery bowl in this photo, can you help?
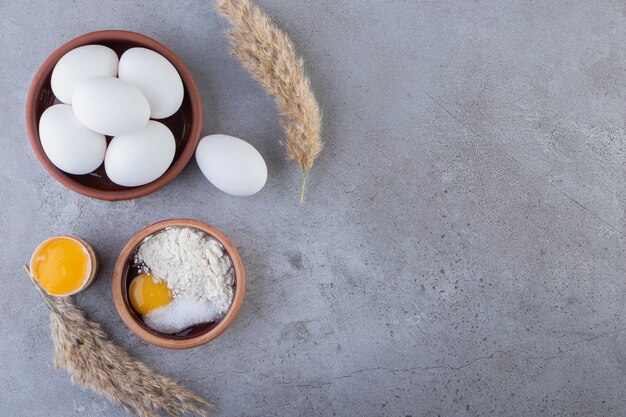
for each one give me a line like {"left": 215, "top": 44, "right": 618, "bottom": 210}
{"left": 25, "top": 30, "right": 202, "bottom": 201}
{"left": 112, "top": 219, "right": 245, "bottom": 349}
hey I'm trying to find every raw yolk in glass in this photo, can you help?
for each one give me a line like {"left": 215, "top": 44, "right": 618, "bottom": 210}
{"left": 31, "top": 237, "right": 90, "bottom": 296}
{"left": 129, "top": 273, "right": 173, "bottom": 315}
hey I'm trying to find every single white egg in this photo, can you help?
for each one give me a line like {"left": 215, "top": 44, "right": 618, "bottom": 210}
{"left": 72, "top": 77, "right": 150, "bottom": 136}
{"left": 195, "top": 134, "right": 267, "bottom": 197}
{"left": 118, "top": 47, "right": 184, "bottom": 119}
{"left": 104, "top": 120, "right": 176, "bottom": 187}
{"left": 39, "top": 104, "right": 106, "bottom": 175}
{"left": 51, "top": 45, "right": 118, "bottom": 104}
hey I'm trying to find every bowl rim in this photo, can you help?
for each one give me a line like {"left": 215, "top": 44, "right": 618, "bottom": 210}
{"left": 25, "top": 30, "right": 203, "bottom": 201}
{"left": 112, "top": 219, "right": 245, "bottom": 349}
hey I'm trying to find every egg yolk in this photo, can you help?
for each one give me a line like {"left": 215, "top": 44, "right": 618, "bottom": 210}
{"left": 31, "top": 237, "right": 90, "bottom": 296}
{"left": 129, "top": 273, "right": 173, "bottom": 315}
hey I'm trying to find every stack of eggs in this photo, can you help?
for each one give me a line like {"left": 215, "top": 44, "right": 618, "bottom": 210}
{"left": 40, "top": 44, "right": 183, "bottom": 187}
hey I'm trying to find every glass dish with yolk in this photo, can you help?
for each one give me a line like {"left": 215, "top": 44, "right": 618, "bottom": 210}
{"left": 30, "top": 236, "right": 94, "bottom": 296}
{"left": 129, "top": 273, "right": 173, "bottom": 316}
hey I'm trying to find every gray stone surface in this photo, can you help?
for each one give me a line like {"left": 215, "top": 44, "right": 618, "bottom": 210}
{"left": 1, "top": 0, "right": 626, "bottom": 416}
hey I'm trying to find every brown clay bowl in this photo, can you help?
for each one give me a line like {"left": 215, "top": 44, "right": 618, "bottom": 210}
{"left": 25, "top": 30, "right": 202, "bottom": 201}
{"left": 112, "top": 219, "right": 245, "bottom": 349}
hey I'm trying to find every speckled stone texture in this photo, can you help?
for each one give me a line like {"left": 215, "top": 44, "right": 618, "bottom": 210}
{"left": 1, "top": 1, "right": 626, "bottom": 416}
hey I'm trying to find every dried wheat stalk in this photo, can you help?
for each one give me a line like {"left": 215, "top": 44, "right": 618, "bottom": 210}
{"left": 24, "top": 266, "right": 214, "bottom": 417}
{"left": 216, "top": 0, "right": 323, "bottom": 202}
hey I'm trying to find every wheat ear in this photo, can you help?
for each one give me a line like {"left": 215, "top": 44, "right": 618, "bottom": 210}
{"left": 25, "top": 266, "right": 214, "bottom": 417}
{"left": 216, "top": 0, "right": 323, "bottom": 202}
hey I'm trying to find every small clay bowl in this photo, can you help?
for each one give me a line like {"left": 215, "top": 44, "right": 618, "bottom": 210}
{"left": 112, "top": 219, "right": 245, "bottom": 349}
{"left": 30, "top": 235, "right": 99, "bottom": 296}
{"left": 25, "top": 30, "right": 202, "bottom": 201}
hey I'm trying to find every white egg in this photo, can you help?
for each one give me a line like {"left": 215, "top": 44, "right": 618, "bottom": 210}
{"left": 195, "top": 134, "right": 267, "bottom": 197}
{"left": 38, "top": 104, "right": 106, "bottom": 175}
{"left": 51, "top": 45, "right": 118, "bottom": 104}
{"left": 105, "top": 121, "right": 176, "bottom": 187}
{"left": 118, "top": 47, "right": 184, "bottom": 119}
{"left": 72, "top": 77, "right": 150, "bottom": 136}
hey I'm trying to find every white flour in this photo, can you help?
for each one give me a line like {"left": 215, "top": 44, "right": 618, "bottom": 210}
{"left": 134, "top": 227, "right": 234, "bottom": 314}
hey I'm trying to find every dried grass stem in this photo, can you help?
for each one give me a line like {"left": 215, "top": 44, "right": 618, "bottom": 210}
{"left": 24, "top": 266, "right": 214, "bottom": 417}
{"left": 216, "top": 0, "right": 323, "bottom": 202}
